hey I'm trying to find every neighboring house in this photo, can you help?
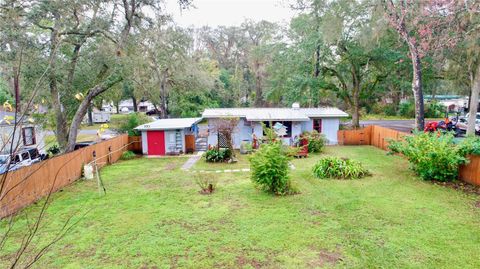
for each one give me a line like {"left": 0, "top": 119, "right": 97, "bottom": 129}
{"left": 202, "top": 103, "right": 348, "bottom": 148}
{"left": 425, "top": 95, "right": 468, "bottom": 112}
{"left": 118, "top": 99, "right": 134, "bottom": 113}
{"left": 118, "top": 100, "right": 156, "bottom": 114}
{"left": 0, "top": 111, "right": 47, "bottom": 154}
{"left": 138, "top": 101, "right": 155, "bottom": 112}
{"left": 135, "top": 118, "right": 201, "bottom": 156}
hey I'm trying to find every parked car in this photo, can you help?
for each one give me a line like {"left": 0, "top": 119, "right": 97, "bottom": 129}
{"left": 454, "top": 113, "right": 480, "bottom": 135}
{"left": 0, "top": 148, "right": 44, "bottom": 174}
{"left": 146, "top": 109, "right": 160, "bottom": 116}
{"left": 74, "top": 141, "right": 96, "bottom": 150}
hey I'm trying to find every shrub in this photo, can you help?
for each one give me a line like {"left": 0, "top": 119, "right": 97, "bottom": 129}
{"left": 116, "top": 113, "right": 151, "bottom": 136}
{"left": 388, "top": 132, "right": 468, "bottom": 181}
{"left": 196, "top": 174, "right": 217, "bottom": 194}
{"left": 458, "top": 136, "right": 480, "bottom": 156}
{"left": 312, "top": 157, "right": 370, "bottom": 179}
{"left": 398, "top": 101, "right": 415, "bottom": 118}
{"left": 249, "top": 142, "right": 294, "bottom": 195}
{"left": 47, "top": 144, "right": 60, "bottom": 156}
{"left": 120, "top": 150, "right": 136, "bottom": 160}
{"left": 425, "top": 101, "right": 446, "bottom": 118}
{"left": 370, "top": 103, "right": 397, "bottom": 116}
{"left": 302, "top": 130, "right": 327, "bottom": 153}
{"left": 205, "top": 148, "right": 232, "bottom": 162}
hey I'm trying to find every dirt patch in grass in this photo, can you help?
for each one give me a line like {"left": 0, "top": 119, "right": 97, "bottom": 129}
{"left": 236, "top": 255, "right": 265, "bottom": 269}
{"left": 475, "top": 200, "right": 480, "bottom": 208}
{"left": 431, "top": 180, "right": 480, "bottom": 195}
{"left": 307, "top": 249, "right": 343, "bottom": 268}
{"left": 164, "top": 162, "right": 178, "bottom": 171}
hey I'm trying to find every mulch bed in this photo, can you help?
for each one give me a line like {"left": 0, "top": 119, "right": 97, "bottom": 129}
{"left": 431, "top": 180, "right": 480, "bottom": 196}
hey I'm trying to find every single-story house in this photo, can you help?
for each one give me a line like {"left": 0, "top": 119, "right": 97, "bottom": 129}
{"left": 202, "top": 103, "right": 348, "bottom": 148}
{"left": 0, "top": 111, "right": 47, "bottom": 154}
{"left": 135, "top": 118, "right": 201, "bottom": 156}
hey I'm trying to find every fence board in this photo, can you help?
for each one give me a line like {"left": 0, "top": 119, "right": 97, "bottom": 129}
{"left": 459, "top": 155, "right": 480, "bottom": 186}
{"left": 338, "top": 125, "right": 480, "bottom": 186}
{"left": 128, "top": 136, "right": 142, "bottom": 153}
{"left": 0, "top": 135, "right": 129, "bottom": 218}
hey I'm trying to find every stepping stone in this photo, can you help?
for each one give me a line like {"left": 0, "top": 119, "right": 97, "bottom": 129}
{"left": 224, "top": 169, "right": 232, "bottom": 173}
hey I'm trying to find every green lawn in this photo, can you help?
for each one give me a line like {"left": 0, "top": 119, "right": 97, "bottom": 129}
{"left": 1, "top": 146, "right": 479, "bottom": 268}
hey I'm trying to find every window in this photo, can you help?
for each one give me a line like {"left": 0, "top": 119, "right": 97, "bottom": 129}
{"left": 313, "top": 119, "right": 322, "bottom": 133}
{"left": 21, "top": 152, "right": 29, "bottom": 161}
{"left": 13, "top": 154, "right": 20, "bottom": 164}
{"left": 263, "top": 121, "right": 292, "bottom": 137}
{"left": 22, "top": 127, "right": 36, "bottom": 146}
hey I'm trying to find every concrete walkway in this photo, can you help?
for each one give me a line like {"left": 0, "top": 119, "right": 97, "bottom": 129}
{"left": 181, "top": 151, "right": 204, "bottom": 170}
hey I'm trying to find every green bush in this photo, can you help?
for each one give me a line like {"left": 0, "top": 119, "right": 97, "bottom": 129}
{"left": 249, "top": 142, "right": 294, "bottom": 195}
{"left": 302, "top": 130, "right": 327, "bottom": 153}
{"left": 312, "top": 157, "right": 370, "bottom": 179}
{"left": 120, "top": 150, "right": 136, "bottom": 160}
{"left": 370, "top": 103, "right": 397, "bottom": 116}
{"left": 116, "top": 113, "right": 151, "bottom": 136}
{"left": 398, "top": 101, "right": 415, "bottom": 118}
{"left": 205, "top": 148, "right": 232, "bottom": 162}
{"left": 388, "top": 132, "right": 468, "bottom": 181}
{"left": 459, "top": 136, "right": 480, "bottom": 156}
{"left": 47, "top": 144, "right": 60, "bottom": 156}
{"left": 425, "top": 101, "right": 446, "bottom": 118}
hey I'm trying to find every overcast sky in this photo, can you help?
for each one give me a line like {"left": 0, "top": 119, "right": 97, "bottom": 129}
{"left": 166, "top": 0, "right": 296, "bottom": 27}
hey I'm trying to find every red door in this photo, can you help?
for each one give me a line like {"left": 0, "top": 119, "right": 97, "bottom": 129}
{"left": 147, "top": 131, "right": 165, "bottom": 155}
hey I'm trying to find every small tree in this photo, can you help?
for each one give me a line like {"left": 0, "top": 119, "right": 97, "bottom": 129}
{"left": 249, "top": 141, "right": 293, "bottom": 195}
{"left": 209, "top": 117, "right": 239, "bottom": 156}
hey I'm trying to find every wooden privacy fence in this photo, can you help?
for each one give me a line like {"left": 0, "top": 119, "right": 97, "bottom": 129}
{"left": 338, "top": 125, "right": 480, "bottom": 186}
{"left": 128, "top": 136, "right": 142, "bottom": 153}
{"left": 338, "top": 125, "right": 410, "bottom": 150}
{"left": 0, "top": 134, "right": 134, "bottom": 218}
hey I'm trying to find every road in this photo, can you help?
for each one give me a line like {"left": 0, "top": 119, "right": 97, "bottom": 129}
{"left": 359, "top": 120, "right": 415, "bottom": 133}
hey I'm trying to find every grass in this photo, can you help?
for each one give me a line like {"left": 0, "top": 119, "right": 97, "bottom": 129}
{"left": 192, "top": 150, "right": 250, "bottom": 170}
{"left": 1, "top": 146, "right": 479, "bottom": 268}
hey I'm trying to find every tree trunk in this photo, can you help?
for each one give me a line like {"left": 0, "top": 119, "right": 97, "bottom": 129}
{"left": 132, "top": 96, "right": 138, "bottom": 112}
{"left": 466, "top": 64, "right": 480, "bottom": 136}
{"left": 63, "top": 0, "right": 135, "bottom": 152}
{"left": 13, "top": 66, "right": 20, "bottom": 112}
{"left": 87, "top": 105, "right": 93, "bottom": 126}
{"left": 115, "top": 101, "right": 119, "bottom": 114}
{"left": 65, "top": 73, "right": 122, "bottom": 152}
{"left": 352, "top": 97, "right": 360, "bottom": 128}
{"left": 410, "top": 48, "right": 425, "bottom": 131}
{"left": 159, "top": 68, "right": 168, "bottom": 119}
{"left": 254, "top": 61, "right": 263, "bottom": 107}
{"left": 48, "top": 29, "right": 69, "bottom": 149}
{"left": 314, "top": 45, "right": 321, "bottom": 78}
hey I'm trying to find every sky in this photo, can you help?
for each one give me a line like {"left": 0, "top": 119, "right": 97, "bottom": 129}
{"left": 166, "top": 0, "right": 297, "bottom": 27}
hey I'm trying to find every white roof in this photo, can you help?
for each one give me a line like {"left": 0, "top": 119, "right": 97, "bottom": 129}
{"left": 135, "top": 118, "right": 201, "bottom": 131}
{"left": 202, "top": 107, "right": 348, "bottom": 121}
{"left": 299, "top": 107, "right": 349, "bottom": 118}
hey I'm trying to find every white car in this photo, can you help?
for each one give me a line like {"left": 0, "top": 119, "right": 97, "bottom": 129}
{"left": 455, "top": 113, "right": 480, "bottom": 135}
{"left": 0, "top": 148, "right": 43, "bottom": 174}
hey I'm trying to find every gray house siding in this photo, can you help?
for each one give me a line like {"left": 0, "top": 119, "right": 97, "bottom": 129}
{"left": 206, "top": 117, "right": 341, "bottom": 148}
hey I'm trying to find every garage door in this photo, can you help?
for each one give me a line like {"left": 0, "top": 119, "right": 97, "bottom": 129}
{"left": 147, "top": 131, "right": 165, "bottom": 155}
